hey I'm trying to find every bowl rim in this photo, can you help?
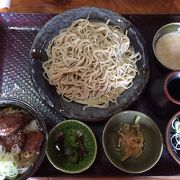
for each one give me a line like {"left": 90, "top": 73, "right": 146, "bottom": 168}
{"left": 164, "top": 71, "right": 180, "bottom": 105}
{"left": 46, "top": 119, "right": 97, "bottom": 174}
{"left": 0, "top": 98, "right": 48, "bottom": 180}
{"left": 165, "top": 111, "right": 180, "bottom": 165}
{"left": 102, "top": 110, "right": 163, "bottom": 174}
{"left": 152, "top": 22, "right": 180, "bottom": 70}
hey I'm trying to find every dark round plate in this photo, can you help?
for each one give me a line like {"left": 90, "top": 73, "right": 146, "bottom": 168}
{"left": 30, "top": 7, "right": 150, "bottom": 121}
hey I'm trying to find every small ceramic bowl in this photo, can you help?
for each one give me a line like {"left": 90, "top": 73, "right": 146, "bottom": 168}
{"left": 102, "top": 110, "right": 163, "bottom": 173}
{"left": 46, "top": 120, "right": 97, "bottom": 174}
{"left": 152, "top": 23, "right": 180, "bottom": 70}
{"left": 0, "top": 98, "right": 47, "bottom": 180}
{"left": 166, "top": 111, "right": 180, "bottom": 165}
{"left": 164, "top": 71, "right": 180, "bottom": 106}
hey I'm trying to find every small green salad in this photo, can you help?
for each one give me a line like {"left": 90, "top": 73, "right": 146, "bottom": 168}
{"left": 46, "top": 120, "right": 97, "bottom": 174}
{"left": 54, "top": 130, "right": 87, "bottom": 164}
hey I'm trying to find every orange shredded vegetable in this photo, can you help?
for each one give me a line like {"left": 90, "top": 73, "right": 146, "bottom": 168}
{"left": 117, "top": 115, "right": 144, "bottom": 161}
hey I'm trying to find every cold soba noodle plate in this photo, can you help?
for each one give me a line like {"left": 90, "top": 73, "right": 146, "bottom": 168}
{"left": 30, "top": 7, "right": 150, "bottom": 121}
{"left": 43, "top": 19, "right": 140, "bottom": 109}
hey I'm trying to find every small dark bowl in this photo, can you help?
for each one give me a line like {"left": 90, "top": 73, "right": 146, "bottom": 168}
{"left": 147, "top": 71, "right": 180, "bottom": 118}
{"left": 166, "top": 111, "right": 180, "bottom": 165}
{"left": 164, "top": 71, "right": 180, "bottom": 106}
{"left": 0, "top": 98, "right": 47, "bottom": 180}
{"left": 30, "top": 6, "right": 150, "bottom": 122}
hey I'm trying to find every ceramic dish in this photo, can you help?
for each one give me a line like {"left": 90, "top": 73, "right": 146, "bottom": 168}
{"left": 46, "top": 120, "right": 97, "bottom": 174}
{"left": 153, "top": 23, "right": 180, "bottom": 70}
{"left": 102, "top": 110, "right": 163, "bottom": 173}
{"left": 30, "top": 6, "right": 150, "bottom": 121}
{"left": 0, "top": 98, "right": 47, "bottom": 180}
{"left": 166, "top": 111, "right": 180, "bottom": 165}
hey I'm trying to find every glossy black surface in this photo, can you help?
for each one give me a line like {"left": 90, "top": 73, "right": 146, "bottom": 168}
{"left": 167, "top": 74, "right": 180, "bottom": 101}
{"left": 0, "top": 13, "right": 180, "bottom": 176}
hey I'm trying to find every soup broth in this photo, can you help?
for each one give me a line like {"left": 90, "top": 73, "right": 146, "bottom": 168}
{"left": 167, "top": 78, "right": 180, "bottom": 101}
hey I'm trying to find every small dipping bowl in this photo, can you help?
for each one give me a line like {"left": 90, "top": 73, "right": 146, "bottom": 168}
{"left": 166, "top": 111, "right": 180, "bottom": 165}
{"left": 153, "top": 23, "right": 180, "bottom": 70}
{"left": 164, "top": 71, "right": 180, "bottom": 105}
{"left": 147, "top": 70, "right": 180, "bottom": 118}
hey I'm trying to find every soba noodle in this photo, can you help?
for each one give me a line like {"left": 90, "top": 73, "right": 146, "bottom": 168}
{"left": 43, "top": 19, "right": 141, "bottom": 108}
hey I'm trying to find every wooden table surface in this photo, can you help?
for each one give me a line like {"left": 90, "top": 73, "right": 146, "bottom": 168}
{"left": 0, "top": 0, "right": 180, "bottom": 180}
{"left": 0, "top": 0, "right": 180, "bottom": 14}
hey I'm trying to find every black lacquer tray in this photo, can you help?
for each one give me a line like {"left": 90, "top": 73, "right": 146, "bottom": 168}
{"left": 0, "top": 13, "right": 179, "bottom": 177}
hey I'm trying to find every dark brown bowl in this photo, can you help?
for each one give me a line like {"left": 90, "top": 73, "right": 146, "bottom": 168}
{"left": 0, "top": 98, "right": 48, "bottom": 180}
{"left": 166, "top": 111, "right": 180, "bottom": 165}
{"left": 164, "top": 71, "right": 180, "bottom": 106}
